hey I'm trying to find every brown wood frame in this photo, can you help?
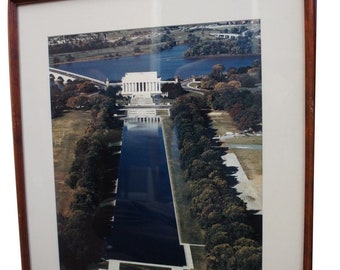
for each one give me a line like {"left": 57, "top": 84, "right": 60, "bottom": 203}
{"left": 8, "top": 0, "right": 316, "bottom": 269}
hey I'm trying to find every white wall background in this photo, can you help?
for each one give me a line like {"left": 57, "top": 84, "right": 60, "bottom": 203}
{"left": 0, "top": 0, "right": 21, "bottom": 268}
{"left": 0, "top": 0, "right": 339, "bottom": 269}
{"left": 313, "top": 1, "right": 340, "bottom": 269}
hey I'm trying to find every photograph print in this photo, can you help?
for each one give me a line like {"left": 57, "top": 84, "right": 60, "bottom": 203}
{"left": 48, "top": 19, "right": 262, "bottom": 270}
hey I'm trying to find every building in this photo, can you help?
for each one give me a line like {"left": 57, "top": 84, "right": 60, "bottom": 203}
{"left": 121, "top": 71, "right": 162, "bottom": 97}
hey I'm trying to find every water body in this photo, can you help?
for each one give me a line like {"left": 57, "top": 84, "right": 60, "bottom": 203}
{"left": 105, "top": 119, "right": 186, "bottom": 266}
{"left": 54, "top": 45, "right": 260, "bottom": 81}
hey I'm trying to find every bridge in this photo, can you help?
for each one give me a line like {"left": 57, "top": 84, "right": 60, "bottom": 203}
{"left": 49, "top": 68, "right": 180, "bottom": 122}
{"left": 49, "top": 68, "right": 179, "bottom": 91}
{"left": 49, "top": 67, "right": 109, "bottom": 89}
{"left": 209, "top": 32, "right": 241, "bottom": 39}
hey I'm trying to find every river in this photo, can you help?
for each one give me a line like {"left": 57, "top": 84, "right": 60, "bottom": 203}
{"left": 54, "top": 45, "right": 260, "bottom": 81}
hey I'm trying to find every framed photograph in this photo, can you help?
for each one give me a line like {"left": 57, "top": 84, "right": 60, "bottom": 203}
{"left": 8, "top": 0, "right": 315, "bottom": 270}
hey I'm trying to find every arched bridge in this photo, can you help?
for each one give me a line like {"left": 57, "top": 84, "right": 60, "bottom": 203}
{"left": 49, "top": 68, "right": 179, "bottom": 91}
{"left": 49, "top": 67, "right": 109, "bottom": 88}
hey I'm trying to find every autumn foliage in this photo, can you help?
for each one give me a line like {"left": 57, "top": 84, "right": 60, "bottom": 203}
{"left": 170, "top": 95, "right": 262, "bottom": 269}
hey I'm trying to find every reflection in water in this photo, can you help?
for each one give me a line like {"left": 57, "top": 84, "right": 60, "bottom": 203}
{"left": 103, "top": 119, "right": 186, "bottom": 266}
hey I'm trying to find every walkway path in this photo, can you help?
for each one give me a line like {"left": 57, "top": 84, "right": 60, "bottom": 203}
{"left": 222, "top": 153, "right": 262, "bottom": 214}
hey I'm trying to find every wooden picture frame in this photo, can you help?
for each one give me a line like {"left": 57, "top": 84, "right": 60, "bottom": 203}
{"left": 8, "top": 0, "right": 315, "bottom": 269}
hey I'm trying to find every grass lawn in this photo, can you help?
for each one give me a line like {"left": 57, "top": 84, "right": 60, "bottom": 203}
{"left": 162, "top": 111, "right": 263, "bottom": 267}
{"left": 51, "top": 110, "right": 91, "bottom": 216}
{"left": 208, "top": 110, "right": 263, "bottom": 212}
{"left": 162, "top": 117, "right": 205, "bottom": 244}
{"left": 190, "top": 245, "right": 207, "bottom": 270}
{"left": 209, "top": 111, "right": 239, "bottom": 135}
{"left": 222, "top": 135, "right": 262, "bottom": 145}
{"left": 162, "top": 117, "right": 208, "bottom": 269}
{"left": 208, "top": 110, "right": 262, "bottom": 179}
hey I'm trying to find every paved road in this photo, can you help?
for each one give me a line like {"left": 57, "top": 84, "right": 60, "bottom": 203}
{"left": 222, "top": 153, "right": 249, "bottom": 183}
{"left": 181, "top": 79, "right": 209, "bottom": 95}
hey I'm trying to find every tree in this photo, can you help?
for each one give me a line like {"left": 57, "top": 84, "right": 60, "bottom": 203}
{"left": 210, "top": 64, "right": 226, "bottom": 81}
{"left": 133, "top": 46, "right": 141, "bottom": 53}
{"left": 214, "top": 82, "right": 228, "bottom": 91}
{"left": 104, "top": 85, "right": 121, "bottom": 99}
{"left": 200, "top": 77, "right": 217, "bottom": 90}
{"left": 59, "top": 210, "right": 102, "bottom": 270}
{"left": 66, "top": 53, "right": 75, "bottom": 62}
{"left": 50, "top": 85, "right": 63, "bottom": 118}
{"left": 180, "top": 140, "right": 201, "bottom": 169}
{"left": 71, "top": 188, "right": 98, "bottom": 212}
{"left": 170, "top": 88, "right": 262, "bottom": 268}
{"left": 222, "top": 205, "right": 248, "bottom": 224}
{"left": 233, "top": 239, "right": 262, "bottom": 270}
{"left": 227, "top": 80, "right": 241, "bottom": 89}
{"left": 186, "top": 33, "right": 201, "bottom": 45}
{"left": 240, "top": 74, "right": 256, "bottom": 88}
{"left": 78, "top": 81, "right": 97, "bottom": 93}
{"left": 207, "top": 243, "right": 237, "bottom": 270}
{"left": 227, "top": 222, "right": 254, "bottom": 242}
{"left": 206, "top": 230, "right": 231, "bottom": 251}
{"left": 66, "top": 95, "right": 91, "bottom": 109}
{"left": 201, "top": 149, "right": 222, "bottom": 163}
{"left": 161, "top": 82, "right": 186, "bottom": 99}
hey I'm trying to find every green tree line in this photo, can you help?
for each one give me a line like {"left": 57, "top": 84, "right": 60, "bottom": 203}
{"left": 50, "top": 77, "right": 122, "bottom": 119}
{"left": 170, "top": 94, "right": 262, "bottom": 270}
{"left": 55, "top": 87, "right": 123, "bottom": 270}
{"left": 184, "top": 34, "right": 261, "bottom": 57}
{"left": 201, "top": 63, "right": 262, "bottom": 132}
{"left": 207, "top": 86, "right": 262, "bottom": 131}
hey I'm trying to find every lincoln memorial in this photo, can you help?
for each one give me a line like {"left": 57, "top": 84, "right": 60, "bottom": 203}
{"left": 121, "top": 71, "right": 162, "bottom": 97}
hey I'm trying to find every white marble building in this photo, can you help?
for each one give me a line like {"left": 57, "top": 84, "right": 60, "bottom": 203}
{"left": 121, "top": 71, "right": 162, "bottom": 97}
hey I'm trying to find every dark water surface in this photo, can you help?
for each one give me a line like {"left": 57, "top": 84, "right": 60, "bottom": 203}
{"left": 104, "top": 120, "right": 186, "bottom": 266}
{"left": 54, "top": 45, "right": 260, "bottom": 81}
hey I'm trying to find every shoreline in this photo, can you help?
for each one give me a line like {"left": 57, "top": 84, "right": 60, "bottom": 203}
{"left": 49, "top": 45, "right": 261, "bottom": 66}
{"left": 183, "top": 52, "right": 261, "bottom": 60}
{"left": 50, "top": 50, "right": 155, "bottom": 66}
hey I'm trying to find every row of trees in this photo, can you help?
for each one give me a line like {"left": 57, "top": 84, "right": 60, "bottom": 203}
{"left": 184, "top": 33, "right": 261, "bottom": 57}
{"left": 200, "top": 63, "right": 261, "bottom": 90}
{"left": 49, "top": 31, "right": 177, "bottom": 60}
{"left": 184, "top": 39, "right": 255, "bottom": 57}
{"left": 200, "top": 63, "right": 262, "bottom": 131}
{"left": 56, "top": 84, "right": 123, "bottom": 270}
{"left": 50, "top": 78, "right": 97, "bottom": 117}
{"left": 170, "top": 94, "right": 262, "bottom": 269}
{"left": 50, "top": 77, "right": 122, "bottom": 118}
{"left": 207, "top": 86, "right": 262, "bottom": 131}
{"left": 134, "top": 34, "right": 177, "bottom": 54}
{"left": 49, "top": 35, "right": 111, "bottom": 55}
{"left": 50, "top": 75, "right": 186, "bottom": 120}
